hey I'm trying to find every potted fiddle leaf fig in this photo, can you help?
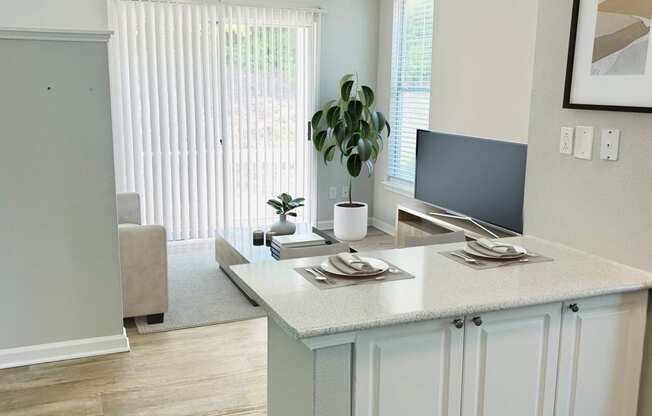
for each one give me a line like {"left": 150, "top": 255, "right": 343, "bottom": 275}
{"left": 311, "top": 74, "right": 390, "bottom": 240}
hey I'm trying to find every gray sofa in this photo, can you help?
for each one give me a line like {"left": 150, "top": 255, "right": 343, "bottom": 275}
{"left": 116, "top": 193, "right": 168, "bottom": 324}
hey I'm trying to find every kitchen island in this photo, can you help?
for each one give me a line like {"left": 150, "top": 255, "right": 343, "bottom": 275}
{"left": 230, "top": 236, "right": 652, "bottom": 416}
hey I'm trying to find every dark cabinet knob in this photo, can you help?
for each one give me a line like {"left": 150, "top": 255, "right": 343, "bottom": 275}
{"left": 453, "top": 319, "right": 464, "bottom": 329}
{"left": 569, "top": 303, "right": 580, "bottom": 313}
{"left": 472, "top": 316, "right": 483, "bottom": 326}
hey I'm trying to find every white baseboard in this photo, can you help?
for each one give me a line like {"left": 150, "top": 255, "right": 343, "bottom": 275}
{"left": 0, "top": 329, "right": 130, "bottom": 369}
{"left": 371, "top": 217, "right": 395, "bottom": 236}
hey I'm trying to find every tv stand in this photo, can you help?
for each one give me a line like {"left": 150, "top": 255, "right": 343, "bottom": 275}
{"left": 428, "top": 212, "right": 500, "bottom": 239}
{"left": 394, "top": 201, "right": 518, "bottom": 246}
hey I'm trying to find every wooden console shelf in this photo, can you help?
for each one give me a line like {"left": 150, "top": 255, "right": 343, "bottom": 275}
{"left": 394, "top": 201, "right": 518, "bottom": 246}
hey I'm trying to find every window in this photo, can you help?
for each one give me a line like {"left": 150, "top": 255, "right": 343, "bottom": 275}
{"left": 387, "top": 0, "right": 433, "bottom": 184}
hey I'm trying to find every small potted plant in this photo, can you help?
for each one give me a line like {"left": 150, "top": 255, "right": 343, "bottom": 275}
{"left": 267, "top": 193, "right": 305, "bottom": 235}
{"left": 310, "top": 74, "right": 390, "bottom": 240}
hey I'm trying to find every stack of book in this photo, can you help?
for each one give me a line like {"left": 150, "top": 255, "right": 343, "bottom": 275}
{"left": 270, "top": 233, "right": 328, "bottom": 260}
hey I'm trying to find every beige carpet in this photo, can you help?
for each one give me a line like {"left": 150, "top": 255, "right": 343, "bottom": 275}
{"left": 135, "top": 239, "right": 266, "bottom": 334}
{"left": 135, "top": 227, "right": 393, "bottom": 334}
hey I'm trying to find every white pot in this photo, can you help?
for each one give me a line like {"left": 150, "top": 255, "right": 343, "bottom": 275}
{"left": 333, "top": 202, "right": 368, "bottom": 241}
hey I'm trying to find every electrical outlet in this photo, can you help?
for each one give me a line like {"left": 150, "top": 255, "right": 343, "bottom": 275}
{"left": 574, "top": 126, "right": 594, "bottom": 160}
{"left": 342, "top": 186, "right": 349, "bottom": 198}
{"left": 328, "top": 186, "right": 337, "bottom": 200}
{"left": 600, "top": 129, "right": 620, "bottom": 161}
{"left": 560, "top": 127, "right": 574, "bottom": 155}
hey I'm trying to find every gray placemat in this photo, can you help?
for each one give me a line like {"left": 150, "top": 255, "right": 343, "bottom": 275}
{"left": 440, "top": 250, "right": 553, "bottom": 270}
{"left": 295, "top": 262, "right": 414, "bottom": 290}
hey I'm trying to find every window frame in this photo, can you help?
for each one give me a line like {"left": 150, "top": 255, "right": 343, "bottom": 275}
{"left": 386, "top": 0, "right": 433, "bottom": 185}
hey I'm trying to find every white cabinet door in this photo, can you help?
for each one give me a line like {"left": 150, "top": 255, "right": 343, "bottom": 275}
{"left": 355, "top": 318, "right": 465, "bottom": 416}
{"left": 461, "top": 303, "right": 562, "bottom": 416}
{"left": 555, "top": 290, "right": 648, "bottom": 416}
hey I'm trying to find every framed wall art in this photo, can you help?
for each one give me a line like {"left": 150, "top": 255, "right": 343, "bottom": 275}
{"left": 564, "top": 0, "right": 652, "bottom": 112}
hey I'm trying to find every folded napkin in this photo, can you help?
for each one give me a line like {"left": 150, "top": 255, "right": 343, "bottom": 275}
{"left": 467, "top": 242, "right": 516, "bottom": 259}
{"left": 476, "top": 238, "right": 520, "bottom": 254}
{"left": 328, "top": 253, "right": 382, "bottom": 275}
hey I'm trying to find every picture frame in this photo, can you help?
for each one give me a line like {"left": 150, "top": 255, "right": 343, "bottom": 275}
{"left": 563, "top": 0, "right": 652, "bottom": 113}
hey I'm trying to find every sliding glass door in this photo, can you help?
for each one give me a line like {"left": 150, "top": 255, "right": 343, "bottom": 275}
{"left": 108, "top": 0, "right": 320, "bottom": 240}
{"left": 219, "top": 6, "right": 319, "bottom": 235}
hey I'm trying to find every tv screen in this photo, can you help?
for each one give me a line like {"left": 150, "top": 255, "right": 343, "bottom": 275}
{"left": 414, "top": 130, "right": 527, "bottom": 234}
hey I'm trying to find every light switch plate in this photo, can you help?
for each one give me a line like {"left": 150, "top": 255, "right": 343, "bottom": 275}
{"left": 600, "top": 129, "right": 620, "bottom": 161}
{"left": 574, "top": 126, "right": 594, "bottom": 160}
{"left": 328, "top": 186, "right": 337, "bottom": 200}
{"left": 560, "top": 127, "right": 574, "bottom": 155}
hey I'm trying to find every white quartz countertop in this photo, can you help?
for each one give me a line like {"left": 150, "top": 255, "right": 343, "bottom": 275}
{"left": 230, "top": 236, "right": 652, "bottom": 340}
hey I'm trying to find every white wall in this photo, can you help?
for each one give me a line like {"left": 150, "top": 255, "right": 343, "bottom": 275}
{"left": 428, "top": 0, "right": 536, "bottom": 143}
{"left": 372, "top": 0, "right": 539, "bottom": 228}
{"left": 0, "top": 0, "right": 108, "bottom": 31}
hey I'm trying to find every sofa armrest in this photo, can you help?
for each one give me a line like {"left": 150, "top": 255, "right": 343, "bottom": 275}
{"left": 118, "top": 224, "right": 168, "bottom": 318}
{"left": 116, "top": 192, "right": 142, "bottom": 225}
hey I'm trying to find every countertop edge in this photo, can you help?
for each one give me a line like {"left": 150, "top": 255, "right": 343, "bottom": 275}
{"left": 277, "top": 282, "right": 650, "bottom": 341}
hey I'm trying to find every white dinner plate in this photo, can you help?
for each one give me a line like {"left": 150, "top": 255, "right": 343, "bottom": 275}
{"left": 463, "top": 243, "right": 527, "bottom": 260}
{"left": 320, "top": 257, "right": 389, "bottom": 278}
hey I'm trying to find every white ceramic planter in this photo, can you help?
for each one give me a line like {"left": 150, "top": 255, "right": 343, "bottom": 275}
{"left": 333, "top": 202, "right": 368, "bottom": 241}
{"left": 269, "top": 214, "right": 296, "bottom": 235}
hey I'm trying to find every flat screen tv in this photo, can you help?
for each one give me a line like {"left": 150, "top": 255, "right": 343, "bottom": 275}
{"left": 414, "top": 130, "right": 528, "bottom": 234}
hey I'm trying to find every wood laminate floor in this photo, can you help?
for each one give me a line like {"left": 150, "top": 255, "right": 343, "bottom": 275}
{"left": 0, "top": 227, "right": 394, "bottom": 415}
{"left": 0, "top": 319, "right": 268, "bottom": 416}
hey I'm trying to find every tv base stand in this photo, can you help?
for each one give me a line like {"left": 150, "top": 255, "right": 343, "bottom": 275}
{"left": 394, "top": 201, "right": 518, "bottom": 246}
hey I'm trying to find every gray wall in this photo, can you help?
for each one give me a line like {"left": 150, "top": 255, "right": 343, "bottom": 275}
{"left": 523, "top": 0, "right": 652, "bottom": 273}
{"left": 0, "top": 0, "right": 108, "bottom": 30}
{"left": 372, "top": 0, "right": 539, "bottom": 228}
{"left": 523, "top": 3, "right": 652, "bottom": 412}
{"left": 316, "top": 0, "right": 379, "bottom": 224}
{"left": 0, "top": 0, "right": 379, "bottom": 352}
{"left": 0, "top": 38, "right": 124, "bottom": 349}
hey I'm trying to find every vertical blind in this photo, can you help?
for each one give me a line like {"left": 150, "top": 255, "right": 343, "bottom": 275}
{"left": 387, "top": 0, "right": 433, "bottom": 184}
{"left": 219, "top": 6, "right": 319, "bottom": 234}
{"left": 108, "top": 0, "right": 320, "bottom": 240}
